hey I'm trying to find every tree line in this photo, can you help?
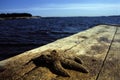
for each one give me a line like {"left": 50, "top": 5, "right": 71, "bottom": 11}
{"left": 0, "top": 13, "right": 32, "bottom": 18}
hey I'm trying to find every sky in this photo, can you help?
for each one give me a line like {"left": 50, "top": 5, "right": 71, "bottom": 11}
{"left": 0, "top": 0, "right": 120, "bottom": 17}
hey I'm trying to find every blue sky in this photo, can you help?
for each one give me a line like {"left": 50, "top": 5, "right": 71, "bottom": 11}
{"left": 0, "top": 0, "right": 120, "bottom": 17}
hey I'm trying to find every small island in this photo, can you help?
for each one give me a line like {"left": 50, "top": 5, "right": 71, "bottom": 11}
{"left": 0, "top": 13, "right": 40, "bottom": 20}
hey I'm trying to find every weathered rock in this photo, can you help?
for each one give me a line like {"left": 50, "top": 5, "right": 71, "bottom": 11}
{"left": 0, "top": 25, "right": 119, "bottom": 80}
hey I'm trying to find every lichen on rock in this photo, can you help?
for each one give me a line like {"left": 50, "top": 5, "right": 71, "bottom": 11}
{"left": 29, "top": 50, "right": 88, "bottom": 77}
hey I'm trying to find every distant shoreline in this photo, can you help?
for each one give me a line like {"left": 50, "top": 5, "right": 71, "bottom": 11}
{"left": 0, "top": 16, "right": 41, "bottom": 20}
{"left": 0, "top": 13, "right": 41, "bottom": 20}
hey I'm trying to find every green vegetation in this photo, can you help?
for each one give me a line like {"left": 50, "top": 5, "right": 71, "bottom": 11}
{"left": 0, "top": 13, "right": 32, "bottom": 18}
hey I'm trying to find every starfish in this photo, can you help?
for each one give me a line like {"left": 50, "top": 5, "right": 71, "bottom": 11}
{"left": 30, "top": 50, "right": 89, "bottom": 77}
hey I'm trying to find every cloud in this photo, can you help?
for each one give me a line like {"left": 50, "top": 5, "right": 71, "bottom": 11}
{"left": 1, "top": 3, "right": 120, "bottom": 12}
{"left": 0, "top": 3, "right": 120, "bottom": 17}
{"left": 29, "top": 3, "right": 120, "bottom": 10}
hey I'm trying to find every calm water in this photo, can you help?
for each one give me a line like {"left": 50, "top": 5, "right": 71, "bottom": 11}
{"left": 0, "top": 16, "right": 120, "bottom": 60}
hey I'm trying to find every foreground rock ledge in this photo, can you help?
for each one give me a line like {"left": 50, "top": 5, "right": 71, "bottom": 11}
{"left": 0, "top": 25, "right": 119, "bottom": 80}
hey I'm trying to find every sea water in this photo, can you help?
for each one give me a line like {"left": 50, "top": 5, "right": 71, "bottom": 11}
{"left": 0, "top": 16, "right": 120, "bottom": 60}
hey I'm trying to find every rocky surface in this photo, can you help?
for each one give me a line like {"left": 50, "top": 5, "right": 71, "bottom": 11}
{"left": 0, "top": 25, "right": 119, "bottom": 80}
